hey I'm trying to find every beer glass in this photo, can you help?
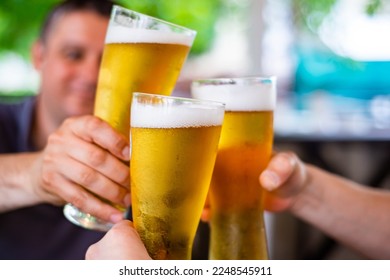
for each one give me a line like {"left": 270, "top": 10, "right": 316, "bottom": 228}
{"left": 63, "top": 5, "right": 196, "bottom": 231}
{"left": 191, "top": 77, "right": 276, "bottom": 260}
{"left": 130, "top": 92, "right": 224, "bottom": 259}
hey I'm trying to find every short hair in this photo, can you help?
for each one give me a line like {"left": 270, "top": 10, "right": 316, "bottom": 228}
{"left": 39, "top": 0, "right": 115, "bottom": 43}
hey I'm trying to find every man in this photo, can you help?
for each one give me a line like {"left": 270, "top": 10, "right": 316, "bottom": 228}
{"left": 86, "top": 151, "right": 390, "bottom": 260}
{"left": 0, "top": 0, "right": 130, "bottom": 259}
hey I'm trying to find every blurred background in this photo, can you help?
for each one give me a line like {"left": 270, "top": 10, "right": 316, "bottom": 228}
{"left": 1, "top": 0, "right": 389, "bottom": 259}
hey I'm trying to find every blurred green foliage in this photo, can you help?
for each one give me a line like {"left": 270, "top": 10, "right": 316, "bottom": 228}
{"left": 293, "top": 0, "right": 385, "bottom": 33}
{"left": 365, "top": 0, "right": 383, "bottom": 15}
{"left": 0, "top": 0, "right": 58, "bottom": 58}
{"left": 293, "top": 0, "right": 337, "bottom": 32}
{"left": 0, "top": 0, "right": 225, "bottom": 58}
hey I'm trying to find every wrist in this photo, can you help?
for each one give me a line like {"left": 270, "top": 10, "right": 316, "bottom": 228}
{"left": 0, "top": 152, "right": 44, "bottom": 212}
{"left": 27, "top": 152, "right": 46, "bottom": 204}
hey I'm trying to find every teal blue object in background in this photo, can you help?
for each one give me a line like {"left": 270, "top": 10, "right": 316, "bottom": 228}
{"left": 293, "top": 46, "right": 390, "bottom": 110}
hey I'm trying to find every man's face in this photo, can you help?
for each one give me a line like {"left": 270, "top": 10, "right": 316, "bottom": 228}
{"left": 33, "top": 11, "right": 109, "bottom": 123}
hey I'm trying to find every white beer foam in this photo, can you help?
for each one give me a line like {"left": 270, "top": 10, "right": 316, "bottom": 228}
{"left": 191, "top": 83, "right": 276, "bottom": 111}
{"left": 106, "top": 25, "right": 194, "bottom": 46}
{"left": 131, "top": 100, "right": 224, "bottom": 128}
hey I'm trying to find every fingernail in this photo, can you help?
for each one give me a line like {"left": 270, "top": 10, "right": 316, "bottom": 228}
{"left": 262, "top": 170, "right": 280, "bottom": 190}
{"left": 122, "top": 145, "right": 130, "bottom": 159}
{"left": 110, "top": 213, "right": 124, "bottom": 223}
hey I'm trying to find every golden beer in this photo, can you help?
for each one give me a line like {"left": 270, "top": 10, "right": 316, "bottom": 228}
{"left": 209, "top": 110, "right": 273, "bottom": 259}
{"left": 130, "top": 93, "right": 224, "bottom": 259}
{"left": 63, "top": 5, "right": 196, "bottom": 232}
{"left": 191, "top": 77, "right": 276, "bottom": 260}
{"left": 94, "top": 40, "right": 191, "bottom": 138}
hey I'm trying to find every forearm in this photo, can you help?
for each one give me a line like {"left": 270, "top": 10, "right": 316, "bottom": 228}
{"left": 291, "top": 165, "right": 390, "bottom": 259}
{"left": 0, "top": 153, "right": 43, "bottom": 212}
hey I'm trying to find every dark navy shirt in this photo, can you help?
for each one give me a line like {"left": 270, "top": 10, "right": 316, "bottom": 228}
{"left": 0, "top": 96, "right": 104, "bottom": 259}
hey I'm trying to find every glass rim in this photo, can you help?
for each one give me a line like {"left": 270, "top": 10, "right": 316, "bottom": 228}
{"left": 190, "top": 76, "right": 276, "bottom": 112}
{"left": 191, "top": 76, "right": 276, "bottom": 87}
{"left": 112, "top": 5, "right": 197, "bottom": 36}
{"left": 133, "top": 92, "right": 226, "bottom": 109}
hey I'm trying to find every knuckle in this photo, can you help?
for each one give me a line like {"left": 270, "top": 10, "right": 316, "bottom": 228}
{"left": 62, "top": 116, "right": 79, "bottom": 129}
{"left": 85, "top": 116, "right": 103, "bottom": 132}
{"left": 47, "top": 133, "right": 62, "bottom": 146}
{"left": 78, "top": 168, "right": 98, "bottom": 186}
{"left": 112, "top": 136, "right": 126, "bottom": 152}
{"left": 62, "top": 117, "right": 73, "bottom": 127}
{"left": 69, "top": 191, "right": 89, "bottom": 209}
{"left": 41, "top": 170, "right": 54, "bottom": 186}
{"left": 88, "top": 149, "right": 107, "bottom": 166}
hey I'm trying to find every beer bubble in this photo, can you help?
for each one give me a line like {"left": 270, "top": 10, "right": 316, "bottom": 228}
{"left": 142, "top": 214, "right": 169, "bottom": 233}
{"left": 162, "top": 189, "right": 187, "bottom": 209}
{"left": 167, "top": 236, "right": 188, "bottom": 252}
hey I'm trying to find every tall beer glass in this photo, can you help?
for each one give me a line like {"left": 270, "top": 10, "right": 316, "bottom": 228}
{"left": 130, "top": 92, "right": 224, "bottom": 259}
{"left": 63, "top": 5, "right": 196, "bottom": 231}
{"left": 191, "top": 77, "right": 276, "bottom": 260}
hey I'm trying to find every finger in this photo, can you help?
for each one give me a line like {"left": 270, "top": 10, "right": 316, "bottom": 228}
{"left": 109, "top": 221, "right": 151, "bottom": 260}
{"left": 57, "top": 157, "right": 130, "bottom": 207}
{"left": 111, "top": 219, "right": 135, "bottom": 231}
{"left": 86, "top": 220, "right": 151, "bottom": 260}
{"left": 66, "top": 116, "right": 130, "bottom": 161}
{"left": 55, "top": 173, "right": 125, "bottom": 223}
{"left": 260, "top": 152, "right": 296, "bottom": 191}
{"left": 65, "top": 135, "right": 130, "bottom": 188}
{"left": 41, "top": 167, "right": 125, "bottom": 223}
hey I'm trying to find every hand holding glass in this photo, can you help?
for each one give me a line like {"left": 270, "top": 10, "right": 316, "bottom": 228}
{"left": 63, "top": 5, "right": 196, "bottom": 231}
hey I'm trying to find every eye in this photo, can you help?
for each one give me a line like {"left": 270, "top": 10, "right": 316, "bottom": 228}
{"left": 64, "top": 49, "right": 83, "bottom": 61}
